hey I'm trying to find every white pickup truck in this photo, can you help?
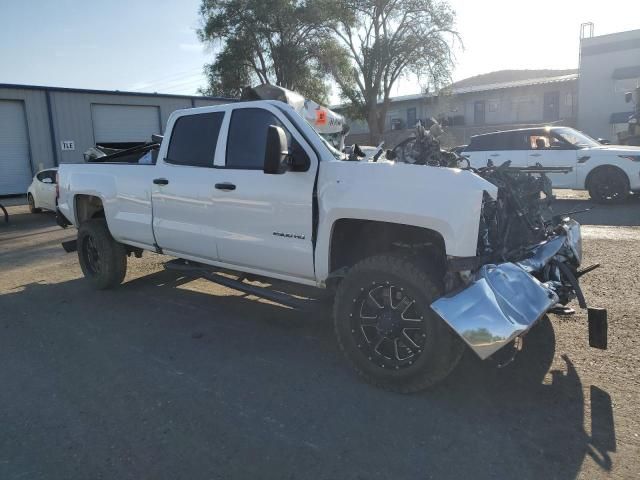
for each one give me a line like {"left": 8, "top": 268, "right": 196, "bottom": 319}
{"left": 56, "top": 100, "right": 606, "bottom": 392}
{"left": 462, "top": 126, "right": 640, "bottom": 202}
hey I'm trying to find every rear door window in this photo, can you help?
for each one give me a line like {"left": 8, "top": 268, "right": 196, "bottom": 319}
{"left": 166, "top": 112, "right": 224, "bottom": 167}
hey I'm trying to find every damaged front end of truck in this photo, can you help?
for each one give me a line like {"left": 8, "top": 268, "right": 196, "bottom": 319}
{"left": 431, "top": 163, "right": 607, "bottom": 362}
{"left": 389, "top": 122, "right": 608, "bottom": 362}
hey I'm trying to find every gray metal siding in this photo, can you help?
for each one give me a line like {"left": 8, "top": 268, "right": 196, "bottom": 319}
{"left": 0, "top": 87, "right": 55, "bottom": 173}
{"left": 49, "top": 92, "right": 196, "bottom": 164}
{"left": 91, "top": 104, "right": 161, "bottom": 143}
{"left": 49, "top": 92, "right": 191, "bottom": 163}
{"left": 1, "top": 85, "right": 230, "bottom": 172}
{"left": 0, "top": 100, "right": 32, "bottom": 194}
{"left": 193, "top": 98, "right": 230, "bottom": 109}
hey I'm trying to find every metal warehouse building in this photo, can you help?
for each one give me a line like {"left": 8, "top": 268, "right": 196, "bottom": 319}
{"left": 0, "top": 84, "right": 230, "bottom": 195}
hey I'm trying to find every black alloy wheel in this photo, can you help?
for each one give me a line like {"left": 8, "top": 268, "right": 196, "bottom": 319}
{"left": 350, "top": 282, "right": 427, "bottom": 370}
{"left": 589, "top": 167, "right": 630, "bottom": 203}
{"left": 81, "top": 233, "right": 102, "bottom": 275}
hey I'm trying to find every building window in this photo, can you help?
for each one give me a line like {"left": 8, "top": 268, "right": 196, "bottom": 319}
{"left": 565, "top": 93, "right": 574, "bottom": 107}
{"left": 391, "top": 118, "right": 404, "bottom": 130}
{"left": 614, "top": 78, "right": 640, "bottom": 94}
{"left": 488, "top": 100, "right": 499, "bottom": 112}
{"left": 406, "top": 108, "right": 417, "bottom": 128}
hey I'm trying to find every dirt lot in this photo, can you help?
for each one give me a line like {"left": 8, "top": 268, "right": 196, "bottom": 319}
{"left": 0, "top": 193, "right": 639, "bottom": 479}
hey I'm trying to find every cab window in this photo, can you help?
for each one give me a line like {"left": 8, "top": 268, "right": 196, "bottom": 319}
{"left": 226, "top": 108, "right": 308, "bottom": 170}
{"left": 166, "top": 112, "right": 224, "bottom": 167}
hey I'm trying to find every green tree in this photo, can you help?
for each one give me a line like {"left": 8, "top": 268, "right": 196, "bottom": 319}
{"left": 323, "top": 0, "right": 458, "bottom": 143}
{"left": 198, "top": 0, "right": 346, "bottom": 103}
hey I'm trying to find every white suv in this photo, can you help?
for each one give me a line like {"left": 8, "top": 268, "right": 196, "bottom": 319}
{"left": 463, "top": 126, "right": 640, "bottom": 202}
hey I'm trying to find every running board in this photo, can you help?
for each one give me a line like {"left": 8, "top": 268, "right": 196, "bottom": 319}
{"left": 163, "top": 259, "right": 319, "bottom": 311}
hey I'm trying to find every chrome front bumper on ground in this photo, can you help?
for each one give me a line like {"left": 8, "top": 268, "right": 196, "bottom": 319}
{"left": 431, "top": 220, "right": 605, "bottom": 360}
{"left": 431, "top": 262, "right": 558, "bottom": 359}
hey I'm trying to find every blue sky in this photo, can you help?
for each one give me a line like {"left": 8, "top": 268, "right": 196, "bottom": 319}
{"left": 1, "top": 0, "right": 639, "bottom": 101}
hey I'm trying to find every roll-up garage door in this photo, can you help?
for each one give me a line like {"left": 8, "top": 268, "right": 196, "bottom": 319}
{"left": 0, "top": 100, "right": 32, "bottom": 195}
{"left": 91, "top": 104, "right": 161, "bottom": 144}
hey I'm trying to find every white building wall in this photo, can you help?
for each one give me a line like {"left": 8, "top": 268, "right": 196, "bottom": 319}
{"left": 578, "top": 29, "right": 640, "bottom": 141}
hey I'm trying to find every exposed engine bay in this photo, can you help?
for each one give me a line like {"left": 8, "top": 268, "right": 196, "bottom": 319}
{"left": 371, "top": 121, "right": 607, "bottom": 360}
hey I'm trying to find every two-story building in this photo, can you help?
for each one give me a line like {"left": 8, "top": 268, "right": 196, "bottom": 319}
{"left": 342, "top": 69, "right": 579, "bottom": 148}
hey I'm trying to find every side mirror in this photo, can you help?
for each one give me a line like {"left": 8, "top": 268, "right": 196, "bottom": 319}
{"left": 264, "top": 125, "right": 289, "bottom": 174}
{"left": 625, "top": 92, "right": 633, "bottom": 103}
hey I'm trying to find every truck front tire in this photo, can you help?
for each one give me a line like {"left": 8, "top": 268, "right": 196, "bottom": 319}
{"left": 77, "top": 219, "right": 127, "bottom": 289}
{"left": 333, "top": 255, "right": 464, "bottom": 393}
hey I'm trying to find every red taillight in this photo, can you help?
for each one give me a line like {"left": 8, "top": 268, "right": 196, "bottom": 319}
{"left": 55, "top": 172, "right": 60, "bottom": 203}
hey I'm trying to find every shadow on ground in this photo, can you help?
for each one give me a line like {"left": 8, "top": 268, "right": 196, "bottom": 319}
{"left": 553, "top": 194, "right": 640, "bottom": 227}
{"left": 0, "top": 270, "right": 616, "bottom": 480}
{"left": 0, "top": 206, "right": 58, "bottom": 233}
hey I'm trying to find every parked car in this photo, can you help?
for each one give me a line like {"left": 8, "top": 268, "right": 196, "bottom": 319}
{"left": 462, "top": 126, "right": 640, "bottom": 202}
{"left": 27, "top": 168, "right": 58, "bottom": 213}
{"left": 55, "top": 100, "right": 606, "bottom": 392}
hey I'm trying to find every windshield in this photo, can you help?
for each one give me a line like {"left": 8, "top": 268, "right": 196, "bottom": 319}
{"left": 318, "top": 134, "right": 345, "bottom": 160}
{"left": 277, "top": 104, "right": 345, "bottom": 160}
{"left": 553, "top": 127, "right": 600, "bottom": 148}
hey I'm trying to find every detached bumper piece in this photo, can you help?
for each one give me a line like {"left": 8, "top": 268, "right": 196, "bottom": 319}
{"left": 432, "top": 219, "right": 607, "bottom": 360}
{"left": 431, "top": 263, "right": 558, "bottom": 360}
{"left": 588, "top": 307, "right": 608, "bottom": 350}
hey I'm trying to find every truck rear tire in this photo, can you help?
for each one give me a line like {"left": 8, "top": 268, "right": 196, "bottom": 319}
{"left": 333, "top": 255, "right": 464, "bottom": 393}
{"left": 77, "top": 219, "right": 127, "bottom": 289}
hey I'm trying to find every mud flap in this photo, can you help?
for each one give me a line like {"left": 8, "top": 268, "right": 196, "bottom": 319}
{"left": 588, "top": 307, "right": 608, "bottom": 350}
{"left": 431, "top": 263, "right": 558, "bottom": 360}
{"left": 61, "top": 240, "right": 77, "bottom": 253}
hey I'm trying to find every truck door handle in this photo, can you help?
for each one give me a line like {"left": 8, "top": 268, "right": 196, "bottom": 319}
{"left": 529, "top": 153, "right": 541, "bottom": 157}
{"left": 153, "top": 178, "right": 169, "bottom": 185}
{"left": 215, "top": 182, "right": 236, "bottom": 191}
{"left": 489, "top": 153, "right": 500, "bottom": 157}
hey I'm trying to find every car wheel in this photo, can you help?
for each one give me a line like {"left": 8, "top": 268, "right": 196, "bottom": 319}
{"left": 28, "top": 194, "right": 41, "bottom": 213}
{"left": 588, "top": 167, "right": 630, "bottom": 203}
{"left": 333, "top": 255, "right": 464, "bottom": 393}
{"left": 77, "top": 219, "right": 127, "bottom": 289}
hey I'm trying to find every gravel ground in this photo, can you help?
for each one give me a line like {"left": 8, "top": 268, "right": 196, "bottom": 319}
{"left": 0, "top": 192, "right": 639, "bottom": 479}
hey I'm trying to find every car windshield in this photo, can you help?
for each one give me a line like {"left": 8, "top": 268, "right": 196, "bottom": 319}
{"left": 553, "top": 127, "right": 600, "bottom": 148}
{"left": 318, "top": 133, "right": 345, "bottom": 160}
